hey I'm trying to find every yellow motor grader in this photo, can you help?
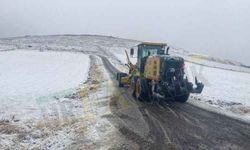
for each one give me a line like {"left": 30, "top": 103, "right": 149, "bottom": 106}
{"left": 116, "top": 42, "right": 204, "bottom": 102}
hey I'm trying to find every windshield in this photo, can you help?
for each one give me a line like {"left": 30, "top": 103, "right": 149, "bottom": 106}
{"left": 142, "top": 48, "right": 158, "bottom": 57}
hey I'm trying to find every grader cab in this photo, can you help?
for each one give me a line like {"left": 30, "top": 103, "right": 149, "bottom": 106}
{"left": 117, "top": 42, "right": 204, "bottom": 102}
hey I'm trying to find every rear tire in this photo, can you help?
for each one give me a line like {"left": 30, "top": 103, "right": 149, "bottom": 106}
{"left": 174, "top": 93, "right": 190, "bottom": 103}
{"left": 135, "top": 78, "right": 151, "bottom": 101}
{"left": 118, "top": 79, "right": 123, "bottom": 87}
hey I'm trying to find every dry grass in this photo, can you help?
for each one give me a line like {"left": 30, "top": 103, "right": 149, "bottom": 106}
{"left": 79, "top": 84, "right": 100, "bottom": 98}
{"left": 78, "top": 61, "right": 104, "bottom": 99}
{"left": 230, "top": 106, "right": 250, "bottom": 115}
{"left": 35, "top": 117, "right": 80, "bottom": 130}
{"left": 0, "top": 123, "right": 21, "bottom": 134}
{"left": 0, "top": 117, "right": 28, "bottom": 135}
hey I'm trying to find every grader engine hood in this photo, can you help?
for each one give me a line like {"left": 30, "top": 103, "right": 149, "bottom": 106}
{"left": 159, "top": 56, "right": 185, "bottom": 78}
{"left": 161, "top": 56, "right": 184, "bottom": 69}
{"left": 159, "top": 55, "right": 204, "bottom": 94}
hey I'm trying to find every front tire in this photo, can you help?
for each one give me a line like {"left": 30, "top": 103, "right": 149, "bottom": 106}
{"left": 117, "top": 72, "right": 127, "bottom": 87}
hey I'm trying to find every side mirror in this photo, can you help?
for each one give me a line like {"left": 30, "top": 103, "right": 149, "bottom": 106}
{"left": 130, "top": 48, "right": 134, "bottom": 57}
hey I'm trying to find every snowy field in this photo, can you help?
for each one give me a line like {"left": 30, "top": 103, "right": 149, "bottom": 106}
{"left": 0, "top": 50, "right": 89, "bottom": 121}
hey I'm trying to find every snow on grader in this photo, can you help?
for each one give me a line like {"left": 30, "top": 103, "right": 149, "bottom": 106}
{"left": 116, "top": 42, "right": 204, "bottom": 102}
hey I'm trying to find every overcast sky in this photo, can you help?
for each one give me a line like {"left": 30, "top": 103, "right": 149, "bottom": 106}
{"left": 0, "top": 0, "right": 250, "bottom": 65}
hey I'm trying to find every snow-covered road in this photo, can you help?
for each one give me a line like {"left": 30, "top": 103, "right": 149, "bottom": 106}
{"left": 0, "top": 50, "right": 89, "bottom": 120}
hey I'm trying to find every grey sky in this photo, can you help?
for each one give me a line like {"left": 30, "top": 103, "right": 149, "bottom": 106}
{"left": 0, "top": 0, "right": 250, "bottom": 65}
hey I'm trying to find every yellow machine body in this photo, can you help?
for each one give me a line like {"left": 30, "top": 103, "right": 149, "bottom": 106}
{"left": 121, "top": 75, "right": 131, "bottom": 85}
{"left": 144, "top": 56, "right": 161, "bottom": 81}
